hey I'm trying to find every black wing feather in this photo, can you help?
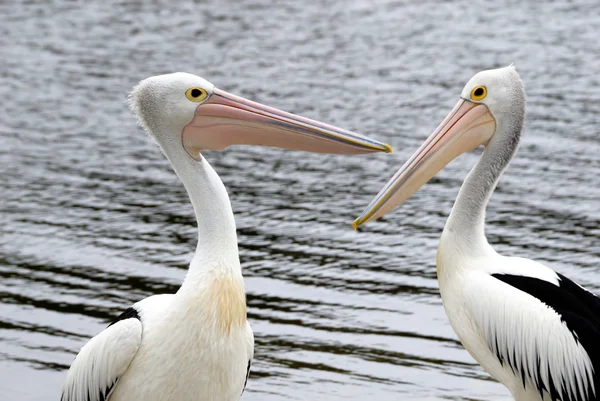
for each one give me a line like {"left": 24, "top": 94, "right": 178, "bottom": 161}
{"left": 492, "top": 273, "right": 600, "bottom": 401}
{"left": 241, "top": 359, "right": 251, "bottom": 395}
{"left": 108, "top": 307, "right": 140, "bottom": 327}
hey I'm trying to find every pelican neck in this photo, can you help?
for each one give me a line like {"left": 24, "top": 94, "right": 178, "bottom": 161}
{"left": 160, "top": 144, "right": 242, "bottom": 289}
{"left": 442, "top": 117, "right": 523, "bottom": 254}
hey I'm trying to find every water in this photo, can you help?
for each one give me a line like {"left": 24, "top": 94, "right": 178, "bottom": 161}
{"left": 1, "top": 1, "right": 599, "bottom": 400}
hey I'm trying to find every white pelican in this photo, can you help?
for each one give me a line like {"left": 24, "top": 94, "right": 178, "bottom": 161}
{"left": 61, "top": 72, "right": 391, "bottom": 401}
{"left": 354, "top": 66, "right": 600, "bottom": 401}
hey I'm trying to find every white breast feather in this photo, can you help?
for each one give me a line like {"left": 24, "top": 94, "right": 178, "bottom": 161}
{"left": 463, "top": 272, "right": 595, "bottom": 401}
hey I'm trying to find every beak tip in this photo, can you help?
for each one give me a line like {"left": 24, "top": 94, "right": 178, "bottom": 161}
{"left": 383, "top": 144, "right": 392, "bottom": 154}
{"left": 352, "top": 219, "right": 360, "bottom": 231}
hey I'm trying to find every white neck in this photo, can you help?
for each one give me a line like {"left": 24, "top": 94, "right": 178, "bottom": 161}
{"left": 441, "top": 117, "right": 523, "bottom": 258}
{"left": 158, "top": 138, "right": 242, "bottom": 293}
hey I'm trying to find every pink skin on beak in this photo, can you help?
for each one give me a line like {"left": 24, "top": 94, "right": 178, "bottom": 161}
{"left": 181, "top": 89, "right": 392, "bottom": 159}
{"left": 353, "top": 99, "right": 496, "bottom": 229}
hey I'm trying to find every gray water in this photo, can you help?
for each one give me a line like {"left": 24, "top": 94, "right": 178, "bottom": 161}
{"left": 1, "top": 1, "right": 600, "bottom": 400}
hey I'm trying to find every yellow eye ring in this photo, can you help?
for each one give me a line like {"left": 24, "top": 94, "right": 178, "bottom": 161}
{"left": 185, "top": 87, "right": 208, "bottom": 102}
{"left": 470, "top": 86, "right": 487, "bottom": 101}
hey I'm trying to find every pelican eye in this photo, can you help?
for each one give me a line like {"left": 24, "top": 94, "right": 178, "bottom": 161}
{"left": 470, "top": 86, "right": 487, "bottom": 101}
{"left": 185, "top": 87, "right": 208, "bottom": 102}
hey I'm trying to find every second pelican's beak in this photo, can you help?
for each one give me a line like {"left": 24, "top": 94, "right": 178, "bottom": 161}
{"left": 182, "top": 89, "right": 391, "bottom": 158}
{"left": 353, "top": 99, "right": 496, "bottom": 229}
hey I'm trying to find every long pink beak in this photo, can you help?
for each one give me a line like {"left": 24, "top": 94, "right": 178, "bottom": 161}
{"left": 353, "top": 99, "right": 496, "bottom": 229}
{"left": 181, "top": 89, "right": 391, "bottom": 159}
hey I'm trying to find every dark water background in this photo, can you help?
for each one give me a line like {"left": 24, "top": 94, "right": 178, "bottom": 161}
{"left": 1, "top": 1, "right": 599, "bottom": 400}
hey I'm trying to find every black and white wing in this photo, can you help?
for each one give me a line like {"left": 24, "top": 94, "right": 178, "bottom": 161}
{"left": 464, "top": 270, "right": 600, "bottom": 401}
{"left": 61, "top": 308, "right": 143, "bottom": 401}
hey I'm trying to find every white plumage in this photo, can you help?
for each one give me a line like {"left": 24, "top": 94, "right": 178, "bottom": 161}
{"left": 441, "top": 254, "right": 595, "bottom": 401}
{"left": 61, "top": 312, "right": 142, "bottom": 401}
{"left": 61, "top": 72, "right": 390, "bottom": 401}
{"left": 355, "top": 66, "right": 600, "bottom": 401}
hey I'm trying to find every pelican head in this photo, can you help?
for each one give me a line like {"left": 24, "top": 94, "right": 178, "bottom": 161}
{"left": 130, "top": 72, "right": 391, "bottom": 160}
{"left": 353, "top": 66, "right": 525, "bottom": 228}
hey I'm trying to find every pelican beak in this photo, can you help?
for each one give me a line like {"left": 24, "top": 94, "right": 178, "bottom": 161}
{"left": 181, "top": 88, "right": 391, "bottom": 159}
{"left": 353, "top": 99, "right": 496, "bottom": 229}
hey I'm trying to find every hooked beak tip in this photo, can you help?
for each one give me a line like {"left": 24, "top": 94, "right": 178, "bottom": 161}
{"left": 352, "top": 219, "right": 360, "bottom": 231}
{"left": 383, "top": 144, "right": 393, "bottom": 154}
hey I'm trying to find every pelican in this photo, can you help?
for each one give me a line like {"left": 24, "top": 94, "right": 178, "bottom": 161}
{"left": 354, "top": 66, "right": 600, "bottom": 401}
{"left": 61, "top": 72, "right": 391, "bottom": 401}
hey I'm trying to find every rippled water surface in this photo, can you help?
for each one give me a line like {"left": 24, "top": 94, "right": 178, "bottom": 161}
{"left": 2, "top": 1, "right": 600, "bottom": 400}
